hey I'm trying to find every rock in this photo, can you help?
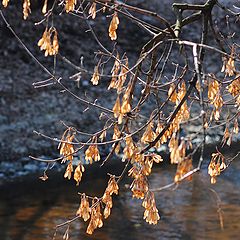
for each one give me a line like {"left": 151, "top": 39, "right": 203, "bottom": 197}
{"left": 23, "top": 163, "right": 38, "bottom": 172}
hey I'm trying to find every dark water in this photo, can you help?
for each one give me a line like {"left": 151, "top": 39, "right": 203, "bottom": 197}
{"left": 0, "top": 152, "right": 240, "bottom": 240}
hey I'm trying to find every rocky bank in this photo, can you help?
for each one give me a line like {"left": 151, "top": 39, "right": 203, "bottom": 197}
{"left": 0, "top": 0, "right": 239, "bottom": 180}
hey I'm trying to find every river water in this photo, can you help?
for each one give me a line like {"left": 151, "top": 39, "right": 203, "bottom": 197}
{"left": 0, "top": 150, "right": 240, "bottom": 240}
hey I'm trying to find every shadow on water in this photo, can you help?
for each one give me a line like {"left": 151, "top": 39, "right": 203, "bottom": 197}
{"left": 0, "top": 150, "right": 240, "bottom": 240}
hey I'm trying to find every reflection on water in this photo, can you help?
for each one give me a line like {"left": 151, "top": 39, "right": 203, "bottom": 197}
{"left": 0, "top": 153, "right": 240, "bottom": 240}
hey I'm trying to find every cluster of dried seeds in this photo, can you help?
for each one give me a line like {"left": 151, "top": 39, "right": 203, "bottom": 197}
{"left": 65, "top": 0, "right": 77, "bottom": 13}
{"left": 76, "top": 177, "right": 119, "bottom": 235}
{"left": 38, "top": 27, "right": 59, "bottom": 57}
{"left": 85, "top": 138, "right": 101, "bottom": 164}
{"left": 208, "top": 152, "right": 226, "bottom": 184}
{"left": 142, "top": 191, "right": 160, "bottom": 225}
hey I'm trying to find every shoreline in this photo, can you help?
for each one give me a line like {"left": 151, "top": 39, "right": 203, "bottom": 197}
{"left": 1, "top": 138, "right": 239, "bottom": 187}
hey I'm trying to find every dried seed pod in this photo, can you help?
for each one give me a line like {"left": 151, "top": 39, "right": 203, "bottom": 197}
{"left": 58, "top": 131, "right": 75, "bottom": 163}
{"left": 108, "top": 53, "right": 121, "bottom": 90}
{"left": 2, "top": 0, "right": 10, "bottom": 8}
{"left": 222, "top": 125, "right": 230, "bottom": 147}
{"left": 107, "top": 176, "right": 119, "bottom": 195}
{"left": 221, "top": 47, "right": 236, "bottom": 76}
{"left": 227, "top": 75, "right": 240, "bottom": 97}
{"left": 86, "top": 198, "right": 103, "bottom": 234}
{"left": 74, "top": 163, "right": 85, "bottom": 185}
{"left": 102, "top": 175, "right": 119, "bottom": 218}
{"left": 108, "top": 13, "right": 120, "bottom": 40}
{"left": 168, "top": 84, "right": 177, "bottom": 103}
{"left": 130, "top": 174, "right": 148, "bottom": 199}
{"left": 38, "top": 28, "right": 59, "bottom": 57}
{"left": 141, "top": 156, "right": 153, "bottom": 176}
{"left": 52, "top": 29, "right": 59, "bottom": 54}
{"left": 121, "top": 85, "right": 132, "bottom": 115}
{"left": 156, "top": 122, "right": 167, "bottom": 144}
{"left": 116, "top": 57, "right": 129, "bottom": 93}
{"left": 233, "top": 118, "right": 239, "bottom": 134}
{"left": 141, "top": 121, "right": 156, "bottom": 144}
{"left": 85, "top": 138, "right": 101, "bottom": 164}
{"left": 89, "top": 2, "right": 97, "bottom": 19}
{"left": 208, "top": 152, "right": 226, "bottom": 184}
{"left": 91, "top": 65, "right": 100, "bottom": 85}
{"left": 174, "top": 157, "right": 193, "bottom": 182}
{"left": 42, "top": 0, "right": 48, "bottom": 14}
{"left": 85, "top": 144, "right": 100, "bottom": 164}
{"left": 208, "top": 78, "right": 220, "bottom": 102}
{"left": 113, "top": 95, "right": 121, "bottom": 119}
{"left": 64, "top": 162, "right": 73, "bottom": 180}
{"left": 99, "top": 130, "right": 106, "bottom": 142}
{"left": 76, "top": 193, "right": 90, "bottom": 221}
{"left": 142, "top": 191, "right": 160, "bottom": 225}
{"left": 65, "top": 0, "right": 76, "bottom": 13}
{"left": 151, "top": 153, "right": 163, "bottom": 163}
{"left": 112, "top": 124, "right": 121, "bottom": 140}
{"left": 23, "top": 0, "right": 31, "bottom": 20}
{"left": 123, "top": 136, "right": 135, "bottom": 161}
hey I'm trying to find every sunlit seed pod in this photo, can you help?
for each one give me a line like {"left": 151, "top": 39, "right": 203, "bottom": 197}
{"left": 224, "top": 54, "right": 236, "bottom": 77}
{"left": 91, "top": 65, "right": 100, "bottom": 85}
{"left": 86, "top": 218, "right": 94, "bottom": 235}
{"left": 64, "top": 162, "right": 73, "bottom": 180}
{"left": 108, "top": 177, "right": 119, "bottom": 195}
{"left": 108, "top": 13, "right": 120, "bottom": 40}
{"left": 168, "top": 84, "right": 177, "bottom": 103}
{"left": 52, "top": 30, "right": 59, "bottom": 54}
{"left": 99, "top": 130, "right": 106, "bottom": 142}
{"left": 151, "top": 154, "right": 163, "bottom": 163}
{"left": 42, "top": 0, "right": 48, "bottom": 14}
{"left": 208, "top": 152, "right": 225, "bottom": 184}
{"left": 141, "top": 123, "right": 156, "bottom": 144}
{"left": 23, "top": 0, "right": 31, "bottom": 20}
{"left": 233, "top": 118, "right": 239, "bottom": 134}
{"left": 131, "top": 175, "right": 148, "bottom": 199}
{"left": 74, "top": 164, "right": 84, "bottom": 186}
{"left": 85, "top": 144, "right": 100, "bottom": 164}
{"left": 103, "top": 205, "right": 111, "bottom": 219}
{"left": 112, "top": 125, "right": 121, "bottom": 140}
{"left": 65, "top": 0, "right": 77, "bottom": 13}
{"left": 220, "top": 162, "right": 226, "bottom": 170}
{"left": 227, "top": 76, "right": 240, "bottom": 97}
{"left": 2, "top": 0, "right": 10, "bottom": 8}
{"left": 88, "top": 2, "right": 96, "bottom": 19}
{"left": 211, "top": 177, "right": 216, "bottom": 184}
{"left": 112, "top": 96, "right": 121, "bottom": 118}
{"left": 121, "top": 98, "right": 131, "bottom": 114}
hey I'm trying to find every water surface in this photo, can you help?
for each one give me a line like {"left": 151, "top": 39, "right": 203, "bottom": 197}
{"left": 0, "top": 151, "right": 240, "bottom": 240}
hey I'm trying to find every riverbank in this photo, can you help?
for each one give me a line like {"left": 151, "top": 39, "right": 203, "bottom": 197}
{"left": 0, "top": 138, "right": 239, "bottom": 186}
